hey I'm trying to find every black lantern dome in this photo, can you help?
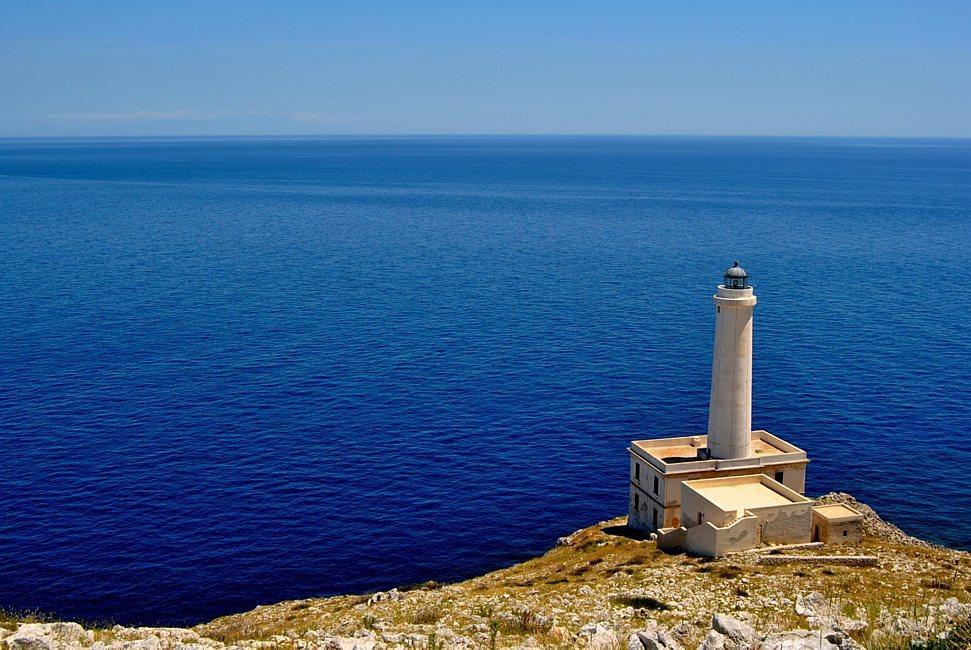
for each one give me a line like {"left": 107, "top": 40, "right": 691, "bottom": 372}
{"left": 723, "top": 260, "right": 749, "bottom": 289}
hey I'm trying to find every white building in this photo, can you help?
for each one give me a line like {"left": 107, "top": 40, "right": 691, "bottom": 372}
{"left": 627, "top": 262, "right": 860, "bottom": 555}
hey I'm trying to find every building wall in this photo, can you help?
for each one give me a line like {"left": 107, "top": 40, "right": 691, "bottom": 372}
{"left": 811, "top": 513, "right": 863, "bottom": 545}
{"left": 749, "top": 502, "right": 813, "bottom": 545}
{"left": 627, "top": 453, "right": 807, "bottom": 532}
{"left": 681, "top": 514, "right": 758, "bottom": 557}
{"left": 680, "top": 484, "right": 734, "bottom": 528}
{"left": 630, "top": 457, "right": 669, "bottom": 504}
{"left": 628, "top": 484, "right": 678, "bottom": 531}
{"left": 628, "top": 451, "right": 809, "bottom": 533}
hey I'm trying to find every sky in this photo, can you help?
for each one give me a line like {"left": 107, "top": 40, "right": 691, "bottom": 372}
{"left": 1, "top": 1, "right": 970, "bottom": 137}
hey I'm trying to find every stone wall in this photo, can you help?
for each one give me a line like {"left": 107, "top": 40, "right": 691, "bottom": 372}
{"left": 682, "top": 514, "right": 759, "bottom": 557}
{"left": 758, "top": 555, "right": 878, "bottom": 566}
{"left": 752, "top": 503, "right": 812, "bottom": 545}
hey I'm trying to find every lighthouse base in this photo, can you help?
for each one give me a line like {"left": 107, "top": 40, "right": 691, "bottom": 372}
{"left": 626, "top": 429, "right": 809, "bottom": 532}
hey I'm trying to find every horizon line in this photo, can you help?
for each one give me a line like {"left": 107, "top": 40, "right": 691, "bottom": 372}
{"left": 2, "top": 133, "right": 971, "bottom": 141}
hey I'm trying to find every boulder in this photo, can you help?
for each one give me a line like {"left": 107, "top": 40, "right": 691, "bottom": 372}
{"left": 3, "top": 634, "right": 53, "bottom": 650}
{"left": 631, "top": 622, "right": 683, "bottom": 650}
{"left": 578, "top": 623, "right": 618, "bottom": 650}
{"left": 939, "top": 597, "right": 969, "bottom": 622}
{"left": 711, "top": 614, "right": 755, "bottom": 648}
{"left": 668, "top": 622, "right": 691, "bottom": 645}
{"left": 794, "top": 593, "right": 831, "bottom": 619}
{"left": 761, "top": 628, "right": 861, "bottom": 650}
{"left": 794, "top": 593, "right": 866, "bottom": 633}
{"left": 4, "top": 623, "right": 95, "bottom": 650}
{"left": 322, "top": 637, "right": 377, "bottom": 650}
{"left": 697, "top": 630, "right": 727, "bottom": 650}
{"left": 365, "top": 589, "right": 400, "bottom": 606}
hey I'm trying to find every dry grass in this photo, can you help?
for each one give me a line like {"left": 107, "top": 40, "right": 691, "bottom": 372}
{"left": 193, "top": 516, "right": 970, "bottom": 649}
{"left": 408, "top": 604, "right": 444, "bottom": 625}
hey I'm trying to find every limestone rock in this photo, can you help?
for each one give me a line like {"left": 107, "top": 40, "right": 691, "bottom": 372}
{"left": 631, "top": 622, "right": 684, "bottom": 650}
{"left": 556, "top": 533, "right": 578, "bottom": 547}
{"left": 578, "top": 623, "right": 618, "bottom": 650}
{"left": 365, "top": 589, "right": 400, "bottom": 606}
{"left": 939, "top": 597, "right": 969, "bottom": 622}
{"left": 4, "top": 623, "right": 95, "bottom": 650}
{"left": 697, "top": 630, "right": 726, "bottom": 650}
{"left": 794, "top": 593, "right": 831, "bottom": 619}
{"left": 761, "top": 628, "right": 861, "bottom": 650}
{"left": 321, "top": 637, "right": 377, "bottom": 650}
{"left": 711, "top": 613, "right": 755, "bottom": 648}
{"left": 794, "top": 593, "right": 866, "bottom": 633}
{"left": 668, "top": 622, "right": 691, "bottom": 645}
{"left": 4, "top": 633, "right": 53, "bottom": 650}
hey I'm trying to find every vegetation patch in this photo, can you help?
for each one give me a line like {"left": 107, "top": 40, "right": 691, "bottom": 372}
{"left": 496, "top": 609, "right": 551, "bottom": 635}
{"left": 409, "top": 604, "right": 444, "bottom": 625}
{"left": 609, "top": 595, "right": 670, "bottom": 611}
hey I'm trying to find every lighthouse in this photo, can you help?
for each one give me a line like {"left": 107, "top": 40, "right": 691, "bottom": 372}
{"left": 706, "top": 261, "right": 756, "bottom": 460}
{"left": 627, "top": 261, "right": 810, "bottom": 535}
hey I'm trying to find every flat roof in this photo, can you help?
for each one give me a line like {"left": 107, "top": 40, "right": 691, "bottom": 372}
{"left": 813, "top": 504, "right": 864, "bottom": 522}
{"left": 629, "top": 430, "right": 807, "bottom": 472}
{"left": 635, "top": 437, "right": 787, "bottom": 463}
{"left": 683, "top": 474, "right": 810, "bottom": 513}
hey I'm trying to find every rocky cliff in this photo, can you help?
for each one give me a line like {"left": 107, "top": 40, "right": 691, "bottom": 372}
{"left": 3, "top": 494, "right": 969, "bottom": 650}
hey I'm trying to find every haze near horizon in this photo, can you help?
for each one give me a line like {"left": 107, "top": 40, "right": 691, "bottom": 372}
{"left": 2, "top": 1, "right": 969, "bottom": 138}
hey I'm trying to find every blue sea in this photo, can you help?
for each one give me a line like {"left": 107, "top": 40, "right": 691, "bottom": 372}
{"left": 0, "top": 137, "right": 968, "bottom": 626}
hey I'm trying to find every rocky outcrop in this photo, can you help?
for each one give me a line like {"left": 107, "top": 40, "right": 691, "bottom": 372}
{"left": 814, "top": 493, "right": 928, "bottom": 548}
{"left": 2, "top": 599, "right": 968, "bottom": 650}
{"left": 2, "top": 497, "right": 967, "bottom": 650}
{"left": 760, "top": 628, "right": 859, "bottom": 650}
{"left": 626, "top": 620, "right": 684, "bottom": 650}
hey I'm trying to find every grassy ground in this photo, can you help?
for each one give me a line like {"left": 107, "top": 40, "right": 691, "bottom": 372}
{"left": 196, "top": 517, "right": 971, "bottom": 648}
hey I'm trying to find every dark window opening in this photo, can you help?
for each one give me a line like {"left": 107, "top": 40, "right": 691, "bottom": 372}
{"left": 634, "top": 493, "right": 639, "bottom": 511}
{"left": 635, "top": 462, "right": 640, "bottom": 480}
{"left": 698, "top": 512, "right": 704, "bottom": 525}
{"left": 652, "top": 508, "right": 658, "bottom": 528}
{"left": 653, "top": 476, "right": 659, "bottom": 495}
{"left": 843, "top": 529, "right": 848, "bottom": 537}
{"left": 774, "top": 471, "right": 784, "bottom": 483}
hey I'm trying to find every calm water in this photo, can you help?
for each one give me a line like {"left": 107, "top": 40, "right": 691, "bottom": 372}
{"left": 0, "top": 137, "right": 968, "bottom": 625}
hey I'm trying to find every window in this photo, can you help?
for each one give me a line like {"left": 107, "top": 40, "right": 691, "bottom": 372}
{"left": 653, "top": 476, "right": 659, "bottom": 495}
{"left": 652, "top": 508, "right": 658, "bottom": 528}
{"left": 634, "top": 493, "right": 640, "bottom": 511}
{"left": 698, "top": 512, "right": 704, "bottom": 525}
{"left": 774, "top": 471, "right": 784, "bottom": 483}
{"left": 843, "top": 529, "right": 848, "bottom": 537}
{"left": 635, "top": 462, "right": 640, "bottom": 480}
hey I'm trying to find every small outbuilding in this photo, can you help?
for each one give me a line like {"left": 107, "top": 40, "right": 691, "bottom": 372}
{"left": 811, "top": 504, "right": 864, "bottom": 544}
{"left": 656, "top": 474, "right": 813, "bottom": 557}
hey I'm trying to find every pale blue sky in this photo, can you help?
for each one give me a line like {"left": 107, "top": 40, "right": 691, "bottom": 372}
{"left": 2, "top": 1, "right": 969, "bottom": 137}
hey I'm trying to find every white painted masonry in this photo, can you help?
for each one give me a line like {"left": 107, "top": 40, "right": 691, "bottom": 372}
{"left": 627, "top": 262, "right": 834, "bottom": 557}
{"left": 707, "top": 283, "right": 756, "bottom": 460}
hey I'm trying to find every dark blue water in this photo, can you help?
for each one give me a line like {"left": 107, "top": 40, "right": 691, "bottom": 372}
{"left": 1, "top": 137, "right": 968, "bottom": 626}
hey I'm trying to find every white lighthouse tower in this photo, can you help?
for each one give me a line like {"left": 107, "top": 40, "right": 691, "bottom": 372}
{"left": 706, "top": 260, "right": 756, "bottom": 460}
{"left": 627, "top": 261, "right": 809, "bottom": 536}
